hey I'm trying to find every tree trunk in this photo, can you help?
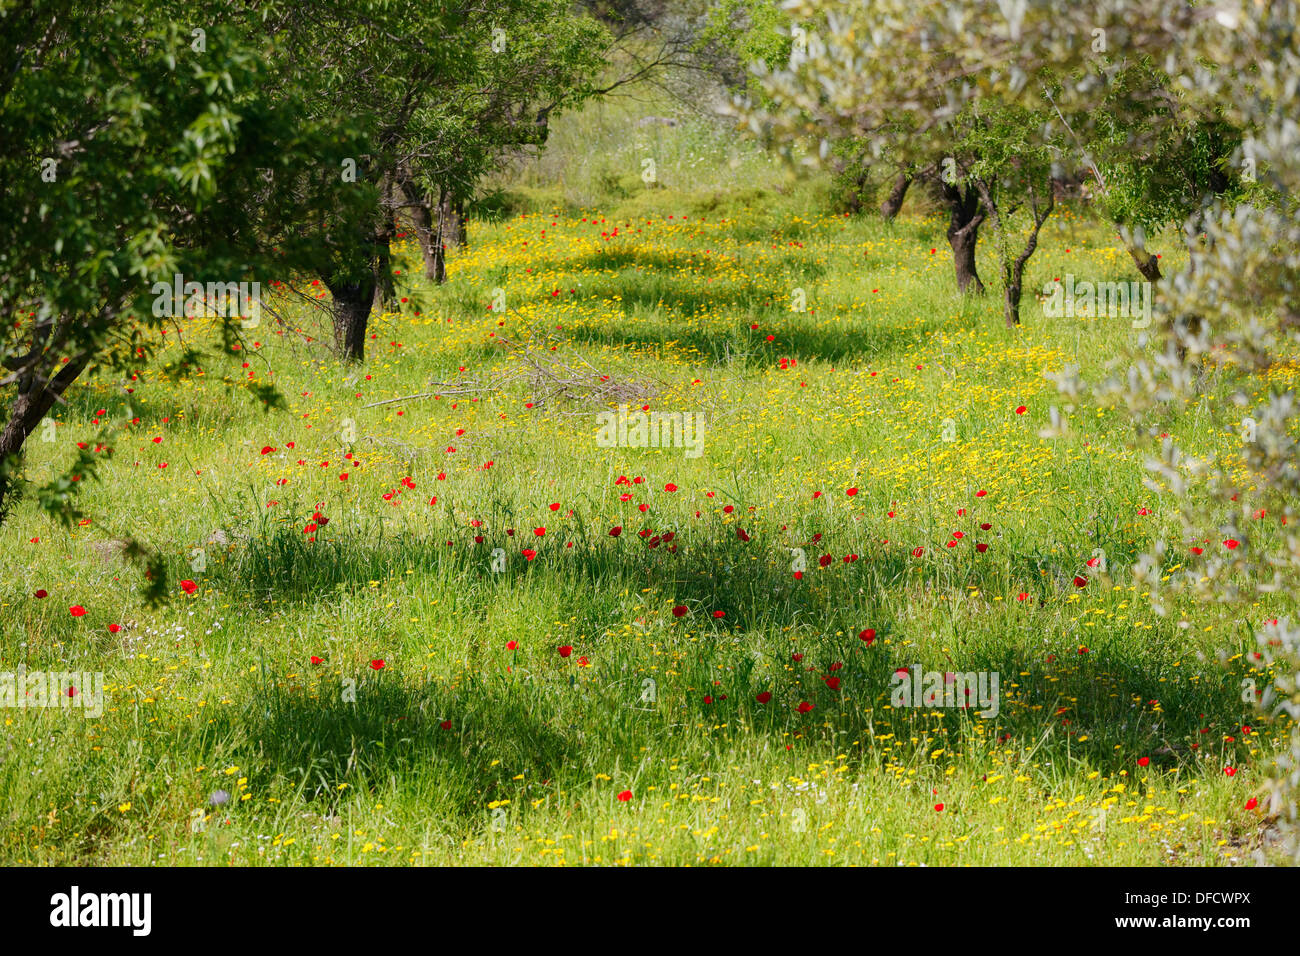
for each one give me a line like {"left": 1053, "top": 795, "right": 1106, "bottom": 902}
{"left": 326, "top": 278, "right": 374, "bottom": 362}
{"left": 430, "top": 186, "right": 447, "bottom": 284}
{"left": 996, "top": 183, "right": 1054, "bottom": 328}
{"left": 0, "top": 349, "right": 93, "bottom": 523}
{"left": 400, "top": 179, "right": 442, "bottom": 281}
{"left": 942, "top": 182, "right": 985, "bottom": 294}
{"left": 372, "top": 177, "right": 396, "bottom": 312}
{"left": 1126, "top": 244, "right": 1162, "bottom": 282}
{"left": 441, "top": 190, "right": 466, "bottom": 248}
{"left": 880, "top": 172, "right": 912, "bottom": 221}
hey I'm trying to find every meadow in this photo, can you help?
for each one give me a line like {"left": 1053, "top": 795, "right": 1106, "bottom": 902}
{"left": 1, "top": 103, "right": 1293, "bottom": 866}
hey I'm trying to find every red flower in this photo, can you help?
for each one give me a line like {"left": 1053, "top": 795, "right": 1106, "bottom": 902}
{"left": 672, "top": 605, "right": 688, "bottom": 618}
{"left": 664, "top": 483, "right": 677, "bottom": 492}
{"left": 534, "top": 527, "right": 546, "bottom": 537}
{"left": 310, "top": 655, "right": 324, "bottom": 665}
{"left": 824, "top": 677, "right": 841, "bottom": 690}
{"left": 506, "top": 640, "right": 518, "bottom": 651}
{"left": 558, "top": 645, "right": 573, "bottom": 658}
{"left": 617, "top": 790, "right": 632, "bottom": 802}
{"left": 107, "top": 624, "right": 121, "bottom": 634}
{"left": 859, "top": 628, "right": 876, "bottom": 644}
{"left": 712, "top": 610, "right": 725, "bottom": 618}
{"left": 756, "top": 692, "right": 772, "bottom": 704}
{"left": 912, "top": 547, "right": 924, "bottom": 558}
{"left": 1245, "top": 798, "right": 1258, "bottom": 810}
{"left": 797, "top": 701, "right": 813, "bottom": 714}
{"left": 975, "top": 489, "right": 987, "bottom": 498}
{"left": 1073, "top": 576, "right": 1088, "bottom": 588}
{"left": 261, "top": 445, "right": 275, "bottom": 454}
{"left": 1224, "top": 766, "right": 1236, "bottom": 776}
{"left": 847, "top": 487, "right": 858, "bottom": 496}
{"left": 1224, "top": 538, "right": 1240, "bottom": 550}
{"left": 791, "top": 653, "right": 803, "bottom": 662}
{"left": 370, "top": 659, "right": 385, "bottom": 670}
{"left": 69, "top": 605, "right": 86, "bottom": 617}
{"left": 521, "top": 549, "right": 537, "bottom": 561}
{"left": 1015, "top": 405, "right": 1026, "bottom": 415}
{"left": 609, "top": 526, "right": 622, "bottom": 536}
{"left": 934, "top": 803, "right": 944, "bottom": 812}
{"left": 1137, "top": 757, "right": 1150, "bottom": 767}
{"left": 736, "top": 527, "right": 750, "bottom": 542}
{"left": 34, "top": 589, "right": 48, "bottom": 599}
{"left": 1017, "top": 592, "right": 1029, "bottom": 601}
{"left": 180, "top": 579, "right": 198, "bottom": 595}
{"left": 440, "top": 720, "right": 452, "bottom": 730}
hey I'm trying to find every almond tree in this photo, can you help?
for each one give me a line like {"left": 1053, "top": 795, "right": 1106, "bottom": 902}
{"left": 749, "top": 0, "right": 1300, "bottom": 860}
{"left": 0, "top": 0, "right": 369, "bottom": 561}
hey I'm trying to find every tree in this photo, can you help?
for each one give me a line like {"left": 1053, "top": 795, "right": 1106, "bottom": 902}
{"left": 747, "top": 0, "right": 1300, "bottom": 861}
{"left": 270, "top": 0, "right": 606, "bottom": 358}
{"left": 0, "top": 0, "right": 368, "bottom": 549}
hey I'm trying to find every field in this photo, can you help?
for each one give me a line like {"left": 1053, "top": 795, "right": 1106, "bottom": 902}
{"left": 1, "top": 108, "right": 1293, "bottom": 866}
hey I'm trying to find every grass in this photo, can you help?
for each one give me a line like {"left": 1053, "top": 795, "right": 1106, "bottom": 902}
{"left": 1, "top": 101, "right": 1295, "bottom": 866}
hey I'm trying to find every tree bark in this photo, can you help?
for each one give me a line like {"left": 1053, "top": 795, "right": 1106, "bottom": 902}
{"left": 440, "top": 190, "right": 466, "bottom": 248}
{"left": 942, "top": 181, "right": 986, "bottom": 294}
{"left": 429, "top": 186, "right": 448, "bottom": 284}
{"left": 399, "top": 178, "right": 442, "bottom": 281}
{"left": 0, "top": 347, "right": 93, "bottom": 523}
{"left": 880, "top": 172, "right": 912, "bottom": 222}
{"left": 326, "top": 278, "right": 374, "bottom": 362}
{"left": 372, "top": 177, "right": 397, "bottom": 312}
{"left": 1126, "top": 244, "right": 1162, "bottom": 282}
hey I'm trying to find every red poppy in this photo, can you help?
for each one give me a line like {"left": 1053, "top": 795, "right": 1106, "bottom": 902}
{"left": 797, "top": 701, "right": 813, "bottom": 713}
{"left": 824, "top": 677, "right": 841, "bottom": 690}
{"left": 370, "top": 659, "right": 385, "bottom": 670}
{"left": 712, "top": 610, "right": 725, "bottom": 618}
{"left": 1137, "top": 757, "right": 1150, "bottom": 767}
{"left": 609, "top": 526, "right": 622, "bottom": 536}
{"left": 756, "top": 692, "right": 772, "bottom": 704}
{"left": 558, "top": 645, "right": 573, "bottom": 658}
{"left": 440, "top": 720, "right": 452, "bottom": 730}
{"left": 617, "top": 790, "right": 632, "bottom": 802}
{"left": 310, "top": 655, "right": 324, "bottom": 665}
{"left": 1015, "top": 405, "right": 1026, "bottom": 415}
{"left": 69, "top": 605, "right": 86, "bottom": 617}
{"left": 506, "top": 640, "right": 518, "bottom": 651}
{"left": 934, "top": 803, "right": 944, "bottom": 812}
{"left": 1245, "top": 798, "right": 1258, "bottom": 810}
{"left": 672, "top": 605, "right": 688, "bottom": 617}
{"left": 859, "top": 628, "right": 876, "bottom": 644}
{"left": 1073, "top": 576, "right": 1088, "bottom": 588}
{"left": 180, "top": 579, "right": 198, "bottom": 595}
{"left": 521, "top": 549, "right": 537, "bottom": 561}
{"left": 108, "top": 624, "right": 121, "bottom": 634}
{"left": 34, "top": 589, "right": 48, "bottom": 599}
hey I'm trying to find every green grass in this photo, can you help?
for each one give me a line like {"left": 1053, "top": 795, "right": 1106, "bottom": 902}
{"left": 1, "top": 99, "right": 1294, "bottom": 865}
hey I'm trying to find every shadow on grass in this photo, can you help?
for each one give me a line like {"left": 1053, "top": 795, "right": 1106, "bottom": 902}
{"left": 193, "top": 513, "right": 1266, "bottom": 785}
